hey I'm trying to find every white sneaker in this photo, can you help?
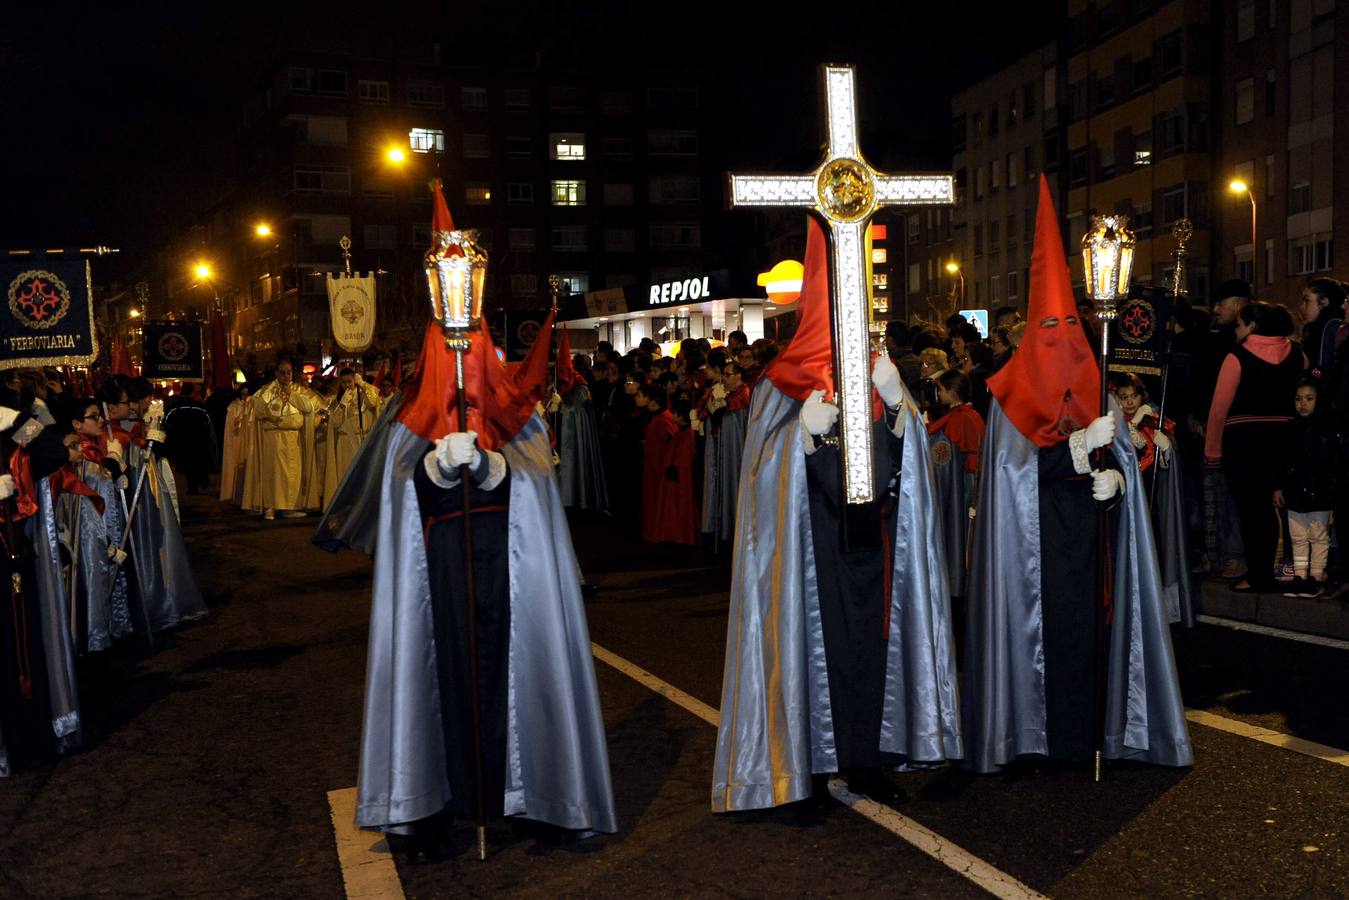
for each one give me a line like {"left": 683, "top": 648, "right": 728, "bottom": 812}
{"left": 263, "top": 508, "right": 275, "bottom": 520}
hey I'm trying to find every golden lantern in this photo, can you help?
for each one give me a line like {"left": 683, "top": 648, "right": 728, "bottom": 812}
{"left": 1081, "top": 214, "right": 1136, "bottom": 305}
{"left": 425, "top": 229, "right": 488, "bottom": 340}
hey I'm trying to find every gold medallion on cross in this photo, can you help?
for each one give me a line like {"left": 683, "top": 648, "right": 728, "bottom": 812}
{"left": 727, "top": 64, "right": 955, "bottom": 504}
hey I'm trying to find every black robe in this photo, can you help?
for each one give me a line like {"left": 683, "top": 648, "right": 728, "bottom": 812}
{"left": 803, "top": 415, "right": 903, "bottom": 771}
{"left": 414, "top": 454, "right": 511, "bottom": 819}
{"left": 1037, "top": 440, "right": 1120, "bottom": 761}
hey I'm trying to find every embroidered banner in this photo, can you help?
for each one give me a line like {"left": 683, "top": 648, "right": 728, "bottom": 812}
{"left": 142, "top": 322, "right": 204, "bottom": 381}
{"left": 0, "top": 259, "right": 98, "bottom": 369}
{"left": 1106, "top": 287, "right": 1173, "bottom": 378}
{"left": 327, "top": 273, "right": 376, "bottom": 353}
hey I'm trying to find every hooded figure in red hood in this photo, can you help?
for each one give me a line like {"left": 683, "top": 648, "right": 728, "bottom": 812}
{"left": 962, "top": 176, "right": 1192, "bottom": 774}
{"left": 712, "top": 217, "right": 963, "bottom": 813}
{"left": 316, "top": 181, "right": 616, "bottom": 858}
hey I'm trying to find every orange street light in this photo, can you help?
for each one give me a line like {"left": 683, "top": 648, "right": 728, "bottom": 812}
{"left": 194, "top": 262, "right": 213, "bottom": 280}
{"left": 255, "top": 223, "right": 272, "bottom": 237}
{"left": 387, "top": 147, "right": 406, "bottom": 164}
{"left": 1228, "top": 178, "right": 1258, "bottom": 287}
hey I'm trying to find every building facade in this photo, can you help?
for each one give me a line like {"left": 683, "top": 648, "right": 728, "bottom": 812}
{"left": 1215, "top": 0, "right": 1341, "bottom": 304}
{"left": 148, "top": 46, "right": 724, "bottom": 370}
{"left": 934, "top": 43, "right": 1064, "bottom": 327}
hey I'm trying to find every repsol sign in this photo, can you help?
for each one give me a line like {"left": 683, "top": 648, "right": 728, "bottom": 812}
{"left": 631, "top": 269, "right": 731, "bottom": 310}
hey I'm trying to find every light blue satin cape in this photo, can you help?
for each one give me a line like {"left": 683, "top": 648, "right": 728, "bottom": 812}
{"left": 962, "top": 400, "right": 1193, "bottom": 772}
{"left": 712, "top": 381, "right": 963, "bottom": 812}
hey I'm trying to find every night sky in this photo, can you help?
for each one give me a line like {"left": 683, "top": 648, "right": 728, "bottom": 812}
{"left": 1, "top": 1, "right": 1062, "bottom": 281}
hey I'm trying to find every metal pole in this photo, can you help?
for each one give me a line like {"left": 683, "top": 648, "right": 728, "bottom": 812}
{"left": 452, "top": 340, "right": 489, "bottom": 862}
{"left": 1249, "top": 195, "right": 1259, "bottom": 292}
{"left": 1093, "top": 304, "right": 1115, "bottom": 784}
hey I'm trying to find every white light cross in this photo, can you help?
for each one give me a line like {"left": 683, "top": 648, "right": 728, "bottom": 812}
{"left": 728, "top": 64, "right": 954, "bottom": 504}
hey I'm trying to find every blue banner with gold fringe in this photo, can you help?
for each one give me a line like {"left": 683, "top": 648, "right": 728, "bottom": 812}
{"left": 0, "top": 259, "right": 98, "bottom": 369}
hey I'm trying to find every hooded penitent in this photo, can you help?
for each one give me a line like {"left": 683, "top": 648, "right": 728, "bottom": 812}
{"left": 711, "top": 217, "right": 962, "bottom": 812}
{"left": 553, "top": 326, "right": 608, "bottom": 512}
{"left": 962, "top": 175, "right": 1192, "bottom": 772}
{"left": 319, "top": 180, "right": 616, "bottom": 835}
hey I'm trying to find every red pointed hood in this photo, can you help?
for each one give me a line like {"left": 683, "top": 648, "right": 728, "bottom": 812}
{"left": 987, "top": 176, "right": 1099, "bottom": 447}
{"left": 765, "top": 217, "right": 833, "bottom": 401}
{"left": 430, "top": 178, "right": 456, "bottom": 234}
{"left": 556, "top": 327, "right": 585, "bottom": 394}
{"left": 396, "top": 310, "right": 556, "bottom": 450}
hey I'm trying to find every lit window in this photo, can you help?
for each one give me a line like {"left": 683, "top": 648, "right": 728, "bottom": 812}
{"left": 557, "top": 272, "right": 590, "bottom": 294}
{"left": 550, "top": 133, "right": 586, "bottom": 161}
{"left": 507, "top": 183, "right": 534, "bottom": 206}
{"left": 357, "top": 80, "right": 390, "bottom": 104}
{"left": 872, "top": 248, "right": 888, "bottom": 264}
{"left": 1133, "top": 130, "right": 1153, "bottom": 167}
{"left": 551, "top": 179, "right": 586, "bottom": 206}
{"left": 407, "top": 80, "right": 445, "bottom": 109}
{"left": 409, "top": 128, "right": 445, "bottom": 154}
{"left": 465, "top": 183, "right": 491, "bottom": 205}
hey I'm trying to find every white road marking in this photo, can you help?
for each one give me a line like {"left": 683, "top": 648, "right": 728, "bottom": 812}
{"left": 1185, "top": 710, "right": 1349, "bottom": 768}
{"left": 1197, "top": 614, "right": 1349, "bottom": 652}
{"left": 591, "top": 642, "right": 1047, "bottom": 900}
{"left": 327, "top": 787, "right": 407, "bottom": 900}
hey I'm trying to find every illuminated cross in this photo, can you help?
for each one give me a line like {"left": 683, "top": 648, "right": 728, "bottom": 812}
{"left": 728, "top": 64, "right": 954, "bottom": 504}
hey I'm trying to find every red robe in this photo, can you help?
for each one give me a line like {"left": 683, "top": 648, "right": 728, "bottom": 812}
{"left": 653, "top": 426, "right": 697, "bottom": 545}
{"left": 642, "top": 410, "right": 691, "bottom": 543}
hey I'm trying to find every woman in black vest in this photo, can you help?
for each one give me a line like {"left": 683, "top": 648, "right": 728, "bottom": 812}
{"left": 1204, "top": 302, "right": 1307, "bottom": 592}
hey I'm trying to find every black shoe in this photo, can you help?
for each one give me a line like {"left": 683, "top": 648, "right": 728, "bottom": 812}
{"left": 404, "top": 813, "right": 453, "bottom": 864}
{"left": 844, "top": 768, "right": 906, "bottom": 805}
{"left": 1282, "top": 577, "right": 1308, "bottom": 597}
{"left": 805, "top": 773, "right": 834, "bottom": 812}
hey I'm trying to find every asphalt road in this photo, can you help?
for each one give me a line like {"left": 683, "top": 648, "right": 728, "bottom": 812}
{"left": 0, "top": 490, "right": 1345, "bottom": 898}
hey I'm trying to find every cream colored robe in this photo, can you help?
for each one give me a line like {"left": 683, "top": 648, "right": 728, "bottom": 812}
{"left": 244, "top": 380, "right": 319, "bottom": 512}
{"left": 321, "top": 380, "right": 381, "bottom": 509}
{"left": 219, "top": 397, "right": 252, "bottom": 504}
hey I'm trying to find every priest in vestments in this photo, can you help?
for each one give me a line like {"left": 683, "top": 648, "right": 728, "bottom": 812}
{"left": 318, "top": 183, "right": 615, "bottom": 857}
{"left": 712, "top": 218, "right": 962, "bottom": 812}
{"left": 322, "top": 369, "right": 380, "bottom": 510}
{"left": 219, "top": 385, "right": 252, "bottom": 505}
{"left": 962, "top": 177, "right": 1192, "bottom": 772}
{"left": 245, "top": 360, "right": 319, "bottom": 519}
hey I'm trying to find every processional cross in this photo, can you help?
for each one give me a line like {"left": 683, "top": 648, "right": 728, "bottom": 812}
{"left": 728, "top": 64, "right": 954, "bottom": 504}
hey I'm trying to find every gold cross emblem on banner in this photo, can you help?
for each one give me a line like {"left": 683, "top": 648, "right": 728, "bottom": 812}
{"left": 727, "top": 64, "right": 954, "bottom": 504}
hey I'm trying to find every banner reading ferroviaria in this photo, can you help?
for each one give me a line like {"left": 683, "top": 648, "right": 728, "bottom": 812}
{"left": 0, "top": 259, "right": 98, "bottom": 369}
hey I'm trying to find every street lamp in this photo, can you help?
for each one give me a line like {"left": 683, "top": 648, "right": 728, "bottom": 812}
{"left": 255, "top": 223, "right": 272, "bottom": 238}
{"left": 1228, "top": 178, "right": 1258, "bottom": 289}
{"left": 945, "top": 260, "right": 965, "bottom": 305}
{"left": 194, "top": 262, "right": 213, "bottom": 281}
{"left": 387, "top": 147, "right": 406, "bottom": 164}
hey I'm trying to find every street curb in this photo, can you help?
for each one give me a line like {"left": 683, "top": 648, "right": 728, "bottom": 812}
{"left": 1197, "top": 578, "right": 1349, "bottom": 642}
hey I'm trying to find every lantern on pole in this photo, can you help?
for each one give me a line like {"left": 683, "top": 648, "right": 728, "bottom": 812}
{"left": 1079, "top": 213, "right": 1137, "bottom": 785}
{"left": 426, "top": 229, "right": 488, "bottom": 344}
{"left": 423, "top": 212, "right": 492, "bottom": 861}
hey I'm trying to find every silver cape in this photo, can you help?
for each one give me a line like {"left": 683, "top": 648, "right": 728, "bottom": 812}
{"left": 557, "top": 384, "right": 609, "bottom": 512}
{"left": 701, "top": 406, "right": 748, "bottom": 545}
{"left": 711, "top": 381, "right": 963, "bottom": 812}
{"left": 351, "top": 415, "right": 617, "bottom": 834}
{"left": 962, "top": 399, "right": 1193, "bottom": 772}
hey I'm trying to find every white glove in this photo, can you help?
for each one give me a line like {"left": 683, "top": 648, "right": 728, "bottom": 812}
{"left": 106, "top": 438, "right": 124, "bottom": 461}
{"left": 438, "top": 431, "right": 481, "bottom": 470}
{"left": 800, "top": 389, "right": 839, "bottom": 437}
{"left": 0, "top": 474, "right": 13, "bottom": 500}
{"left": 547, "top": 391, "right": 563, "bottom": 413}
{"left": 107, "top": 545, "right": 127, "bottom": 566}
{"left": 690, "top": 410, "right": 704, "bottom": 435}
{"left": 1091, "top": 469, "right": 1125, "bottom": 501}
{"left": 1083, "top": 415, "right": 1116, "bottom": 452}
{"left": 0, "top": 407, "right": 17, "bottom": 432}
{"left": 1154, "top": 432, "right": 1171, "bottom": 454}
{"left": 534, "top": 400, "right": 546, "bottom": 417}
{"left": 117, "top": 475, "right": 129, "bottom": 490}
{"left": 872, "top": 355, "right": 903, "bottom": 408}
{"left": 711, "top": 383, "right": 727, "bottom": 400}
